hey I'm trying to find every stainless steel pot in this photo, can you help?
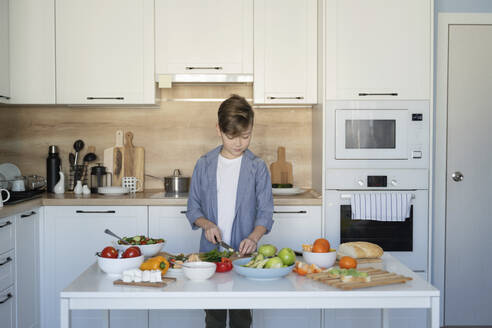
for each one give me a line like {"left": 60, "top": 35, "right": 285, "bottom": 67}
{"left": 164, "top": 169, "right": 190, "bottom": 193}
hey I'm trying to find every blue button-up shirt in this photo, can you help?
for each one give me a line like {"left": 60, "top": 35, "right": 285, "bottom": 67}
{"left": 186, "top": 146, "right": 274, "bottom": 252}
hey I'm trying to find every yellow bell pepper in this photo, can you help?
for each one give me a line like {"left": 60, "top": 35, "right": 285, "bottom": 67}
{"left": 140, "top": 256, "right": 169, "bottom": 275}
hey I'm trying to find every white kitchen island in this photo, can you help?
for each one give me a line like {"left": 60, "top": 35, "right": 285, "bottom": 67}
{"left": 60, "top": 254, "right": 439, "bottom": 328}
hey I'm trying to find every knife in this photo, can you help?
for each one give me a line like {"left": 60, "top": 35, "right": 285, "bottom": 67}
{"left": 214, "top": 236, "right": 235, "bottom": 253}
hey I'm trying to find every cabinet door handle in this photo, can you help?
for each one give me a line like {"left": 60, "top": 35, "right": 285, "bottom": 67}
{"left": 267, "top": 96, "right": 304, "bottom": 100}
{"left": 0, "top": 293, "right": 13, "bottom": 304}
{"left": 76, "top": 210, "right": 116, "bottom": 214}
{"left": 21, "top": 211, "right": 36, "bottom": 218}
{"left": 185, "top": 66, "right": 223, "bottom": 70}
{"left": 0, "top": 221, "right": 12, "bottom": 228}
{"left": 358, "top": 93, "right": 398, "bottom": 96}
{"left": 180, "top": 211, "right": 187, "bottom": 214}
{"left": 86, "top": 97, "right": 124, "bottom": 100}
{"left": 0, "top": 95, "right": 10, "bottom": 100}
{"left": 273, "top": 211, "right": 307, "bottom": 214}
{"left": 0, "top": 257, "right": 12, "bottom": 266}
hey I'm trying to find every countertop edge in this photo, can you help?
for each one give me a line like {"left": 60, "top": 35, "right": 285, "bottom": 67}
{"left": 1, "top": 189, "right": 322, "bottom": 218}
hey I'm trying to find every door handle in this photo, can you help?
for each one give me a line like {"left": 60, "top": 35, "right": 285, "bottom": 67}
{"left": 452, "top": 171, "right": 464, "bottom": 182}
{"left": 0, "top": 293, "right": 13, "bottom": 304}
{"left": 0, "top": 221, "right": 12, "bottom": 229}
{"left": 0, "top": 257, "right": 12, "bottom": 266}
{"left": 21, "top": 211, "right": 36, "bottom": 218}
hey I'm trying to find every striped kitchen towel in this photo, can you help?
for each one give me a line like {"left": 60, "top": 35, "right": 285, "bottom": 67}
{"left": 351, "top": 193, "right": 412, "bottom": 221}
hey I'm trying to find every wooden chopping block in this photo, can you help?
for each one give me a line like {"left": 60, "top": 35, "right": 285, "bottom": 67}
{"left": 104, "top": 130, "right": 123, "bottom": 176}
{"left": 270, "top": 146, "right": 293, "bottom": 185}
{"left": 122, "top": 131, "right": 145, "bottom": 191}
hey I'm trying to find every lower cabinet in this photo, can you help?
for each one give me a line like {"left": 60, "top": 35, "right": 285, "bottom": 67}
{"left": 324, "top": 308, "right": 427, "bottom": 328}
{"left": 148, "top": 206, "right": 201, "bottom": 254}
{"left": 0, "top": 286, "right": 15, "bottom": 328}
{"left": 253, "top": 309, "right": 321, "bottom": 328}
{"left": 261, "top": 206, "right": 322, "bottom": 249}
{"left": 16, "top": 209, "right": 40, "bottom": 328}
{"left": 41, "top": 206, "right": 148, "bottom": 328}
{"left": 149, "top": 309, "right": 205, "bottom": 328}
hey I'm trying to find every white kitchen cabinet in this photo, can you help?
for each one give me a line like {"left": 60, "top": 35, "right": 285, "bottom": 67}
{"left": 253, "top": 309, "right": 321, "bottom": 328}
{"left": 0, "top": 286, "right": 15, "bottom": 328}
{"left": 41, "top": 206, "right": 148, "bottom": 328}
{"left": 261, "top": 206, "right": 322, "bottom": 250}
{"left": 148, "top": 206, "right": 203, "bottom": 328}
{"left": 0, "top": 214, "right": 15, "bottom": 328}
{"left": 9, "top": 0, "right": 55, "bottom": 104}
{"left": 15, "top": 209, "right": 40, "bottom": 328}
{"left": 148, "top": 206, "right": 201, "bottom": 254}
{"left": 155, "top": 0, "right": 253, "bottom": 77}
{"left": 254, "top": 0, "right": 317, "bottom": 104}
{"left": 0, "top": 250, "right": 14, "bottom": 298}
{"left": 55, "top": 0, "right": 154, "bottom": 104}
{"left": 325, "top": 0, "right": 432, "bottom": 100}
{"left": 0, "top": 0, "right": 10, "bottom": 103}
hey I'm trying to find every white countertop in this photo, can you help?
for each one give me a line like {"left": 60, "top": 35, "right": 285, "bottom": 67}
{"left": 62, "top": 254, "right": 438, "bottom": 303}
{"left": 60, "top": 254, "right": 440, "bottom": 328}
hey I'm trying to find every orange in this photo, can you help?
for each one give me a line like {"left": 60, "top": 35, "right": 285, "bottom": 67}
{"left": 312, "top": 238, "right": 330, "bottom": 253}
{"left": 339, "top": 256, "right": 357, "bottom": 269}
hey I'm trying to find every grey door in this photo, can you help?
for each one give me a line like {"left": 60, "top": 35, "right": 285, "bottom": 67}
{"left": 445, "top": 24, "right": 492, "bottom": 326}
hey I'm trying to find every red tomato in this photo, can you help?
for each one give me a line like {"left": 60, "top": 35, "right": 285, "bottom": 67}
{"left": 122, "top": 246, "right": 141, "bottom": 258}
{"left": 101, "top": 246, "right": 118, "bottom": 258}
{"left": 215, "top": 257, "right": 233, "bottom": 273}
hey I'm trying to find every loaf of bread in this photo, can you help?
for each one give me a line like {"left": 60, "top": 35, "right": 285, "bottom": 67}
{"left": 337, "top": 242, "right": 383, "bottom": 259}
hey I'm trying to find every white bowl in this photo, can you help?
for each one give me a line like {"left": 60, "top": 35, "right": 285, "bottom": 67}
{"left": 302, "top": 251, "right": 336, "bottom": 268}
{"left": 96, "top": 254, "right": 144, "bottom": 277}
{"left": 166, "top": 267, "right": 184, "bottom": 277}
{"left": 114, "top": 242, "right": 164, "bottom": 257}
{"left": 182, "top": 262, "right": 216, "bottom": 281}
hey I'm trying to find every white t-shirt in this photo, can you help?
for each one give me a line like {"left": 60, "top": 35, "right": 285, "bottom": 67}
{"left": 216, "top": 154, "right": 243, "bottom": 245}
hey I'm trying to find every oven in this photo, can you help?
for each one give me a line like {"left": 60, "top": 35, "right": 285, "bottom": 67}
{"left": 324, "top": 169, "right": 429, "bottom": 272}
{"left": 326, "top": 100, "right": 430, "bottom": 169}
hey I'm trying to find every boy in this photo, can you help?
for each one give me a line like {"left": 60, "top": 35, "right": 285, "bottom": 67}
{"left": 186, "top": 94, "right": 274, "bottom": 328}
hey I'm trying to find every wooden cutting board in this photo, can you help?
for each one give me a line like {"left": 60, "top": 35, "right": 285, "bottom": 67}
{"left": 306, "top": 267, "right": 412, "bottom": 290}
{"left": 104, "top": 130, "right": 123, "bottom": 176}
{"left": 113, "top": 276, "right": 176, "bottom": 288}
{"left": 270, "top": 146, "right": 293, "bottom": 184}
{"left": 112, "top": 132, "right": 145, "bottom": 188}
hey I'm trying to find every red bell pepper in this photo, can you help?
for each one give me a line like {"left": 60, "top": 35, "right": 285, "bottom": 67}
{"left": 215, "top": 257, "right": 233, "bottom": 273}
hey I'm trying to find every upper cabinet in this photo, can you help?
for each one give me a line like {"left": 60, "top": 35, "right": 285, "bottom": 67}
{"left": 254, "top": 0, "right": 317, "bottom": 104}
{"left": 9, "top": 0, "right": 55, "bottom": 104}
{"left": 0, "top": 0, "right": 10, "bottom": 103}
{"left": 325, "top": 0, "right": 432, "bottom": 100}
{"left": 56, "top": 0, "right": 155, "bottom": 105}
{"left": 155, "top": 0, "right": 253, "bottom": 78}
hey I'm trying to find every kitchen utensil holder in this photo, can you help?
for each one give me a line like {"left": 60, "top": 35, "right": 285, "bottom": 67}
{"left": 68, "top": 164, "right": 87, "bottom": 191}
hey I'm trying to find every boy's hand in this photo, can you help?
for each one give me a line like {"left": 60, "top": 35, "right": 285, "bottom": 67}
{"left": 204, "top": 223, "right": 222, "bottom": 244}
{"left": 194, "top": 217, "right": 222, "bottom": 244}
{"left": 239, "top": 238, "right": 257, "bottom": 255}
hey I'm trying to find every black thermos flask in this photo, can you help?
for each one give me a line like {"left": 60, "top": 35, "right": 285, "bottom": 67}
{"left": 47, "top": 145, "right": 61, "bottom": 193}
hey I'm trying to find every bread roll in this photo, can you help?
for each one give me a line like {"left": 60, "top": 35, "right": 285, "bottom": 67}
{"left": 337, "top": 242, "right": 383, "bottom": 259}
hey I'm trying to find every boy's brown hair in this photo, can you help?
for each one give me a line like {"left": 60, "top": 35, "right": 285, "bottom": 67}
{"left": 218, "top": 94, "right": 254, "bottom": 137}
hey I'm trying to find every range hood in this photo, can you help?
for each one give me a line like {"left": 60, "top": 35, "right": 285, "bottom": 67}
{"left": 157, "top": 74, "right": 253, "bottom": 86}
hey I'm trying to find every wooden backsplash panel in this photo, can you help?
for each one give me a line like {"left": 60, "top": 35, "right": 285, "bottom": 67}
{"left": 0, "top": 84, "right": 312, "bottom": 188}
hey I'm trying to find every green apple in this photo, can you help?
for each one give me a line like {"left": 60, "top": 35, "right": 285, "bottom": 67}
{"left": 258, "top": 244, "right": 277, "bottom": 258}
{"left": 278, "top": 248, "right": 296, "bottom": 266}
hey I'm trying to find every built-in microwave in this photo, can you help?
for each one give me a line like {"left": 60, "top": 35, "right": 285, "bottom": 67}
{"left": 326, "top": 100, "right": 430, "bottom": 169}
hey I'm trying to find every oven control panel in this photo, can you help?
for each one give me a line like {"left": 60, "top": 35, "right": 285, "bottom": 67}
{"left": 367, "top": 176, "right": 387, "bottom": 187}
